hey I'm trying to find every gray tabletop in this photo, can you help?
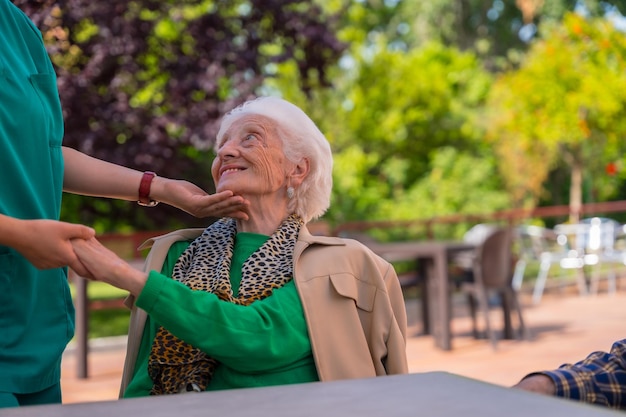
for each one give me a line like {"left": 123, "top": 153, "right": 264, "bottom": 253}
{"left": 3, "top": 372, "right": 622, "bottom": 417}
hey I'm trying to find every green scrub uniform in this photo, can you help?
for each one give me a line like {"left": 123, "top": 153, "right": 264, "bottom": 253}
{"left": 124, "top": 233, "right": 318, "bottom": 397}
{"left": 0, "top": 0, "right": 71, "bottom": 406}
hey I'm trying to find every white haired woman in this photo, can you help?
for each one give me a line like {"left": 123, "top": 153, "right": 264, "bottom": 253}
{"left": 72, "top": 97, "right": 408, "bottom": 397}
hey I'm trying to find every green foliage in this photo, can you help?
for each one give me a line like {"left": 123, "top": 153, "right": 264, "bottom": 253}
{"left": 377, "top": 147, "right": 510, "bottom": 238}
{"left": 321, "top": 41, "right": 492, "bottom": 224}
{"left": 486, "top": 12, "right": 626, "bottom": 212}
{"left": 70, "top": 281, "right": 128, "bottom": 301}
{"left": 86, "top": 309, "right": 130, "bottom": 339}
{"left": 69, "top": 282, "right": 130, "bottom": 339}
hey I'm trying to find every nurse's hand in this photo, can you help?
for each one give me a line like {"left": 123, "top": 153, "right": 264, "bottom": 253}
{"left": 0, "top": 216, "right": 95, "bottom": 277}
{"left": 151, "top": 180, "right": 251, "bottom": 220}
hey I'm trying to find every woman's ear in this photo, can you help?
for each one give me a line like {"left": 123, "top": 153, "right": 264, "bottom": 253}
{"left": 290, "top": 158, "right": 310, "bottom": 187}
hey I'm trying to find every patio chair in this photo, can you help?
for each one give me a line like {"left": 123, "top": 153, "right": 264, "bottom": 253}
{"left": 460, "top": 227, "right": 526, "bottom": 350}
{"left": 515, "top": 225, "right": 589, "bottom": 304}
{"left": 541, "top": 218, "right": 626, "bottom": 299}
{"left": 578, "top": 217, "right": 624, "bottom": 295}
{"left": 451, "top": 223, "right": 500, "bottom": 288}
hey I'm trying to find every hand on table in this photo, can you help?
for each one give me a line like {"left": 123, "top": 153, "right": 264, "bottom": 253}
{"left": 512, "top": 374, "right": 556, "bottom": 396}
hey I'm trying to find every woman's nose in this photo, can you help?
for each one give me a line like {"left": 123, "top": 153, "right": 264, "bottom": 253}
{"left": 217, "top": 139, "right": 239, "bottom": 158}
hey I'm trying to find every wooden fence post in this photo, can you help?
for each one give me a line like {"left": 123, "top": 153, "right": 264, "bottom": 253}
{"left": 72, "top": 271, "right": 89, "bottom": 379}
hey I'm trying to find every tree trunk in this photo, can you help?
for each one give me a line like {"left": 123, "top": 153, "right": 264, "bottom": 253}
{"left": 569, "top": 159, "right": 583, "bottom": 223}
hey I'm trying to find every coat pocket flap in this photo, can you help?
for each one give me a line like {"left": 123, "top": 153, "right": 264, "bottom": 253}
{"left": 329, "top": 273, "right": 376, "bottom": 312}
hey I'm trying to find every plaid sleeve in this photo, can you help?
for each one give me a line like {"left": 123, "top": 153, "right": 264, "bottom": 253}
{"left": 541, "top": 339, "right": 626, "bottom": 409}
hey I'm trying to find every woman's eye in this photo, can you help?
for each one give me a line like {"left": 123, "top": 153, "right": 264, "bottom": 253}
{"left": 244, "top": 134, "right": 256, "bottom": 141}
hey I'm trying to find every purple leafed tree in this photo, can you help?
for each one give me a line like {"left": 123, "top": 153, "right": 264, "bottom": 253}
{"left": 14, "top": 0, "right": 344, "bottom": 229}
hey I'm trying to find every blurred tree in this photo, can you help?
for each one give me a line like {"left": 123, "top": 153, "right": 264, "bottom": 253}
{"left": 485, "top": 12, "right": 626, "bottom": 222}
{"left": 268, "top": 0, "right": 626, "bottom": 232}
{"left": 321, "top": 0, "right": 626, "bottom": 71}
{"left": 266, "top": 39, "right": 494, "bottom": 226}
{"left": 15, "top": 0, "right": 345, "bottom": 231}
{"left": 378, "top": 146, "right": 511, "bottom": 239}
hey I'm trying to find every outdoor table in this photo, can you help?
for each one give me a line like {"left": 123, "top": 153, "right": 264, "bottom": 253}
{"left": 367, "top": 240, "right": 476, "bottom": 350}
{"left": 4, "top": 372, "right": 622, "bottom": 417}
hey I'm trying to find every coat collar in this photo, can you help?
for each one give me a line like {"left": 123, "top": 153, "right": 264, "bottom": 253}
{"left": 139, "top": 224, "right": 344, "bottom": 253}
{"left": 297, "top": 225, "right": 345, "bottom": 246}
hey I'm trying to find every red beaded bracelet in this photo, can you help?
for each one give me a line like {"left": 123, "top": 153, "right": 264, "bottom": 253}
{"left": 137, "top": 171, "right": 159, "bottom": 207}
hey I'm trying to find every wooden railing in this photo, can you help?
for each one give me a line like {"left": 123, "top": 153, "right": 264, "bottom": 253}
{"left": 332, "top": 200, "right": 626, "bottom": 239}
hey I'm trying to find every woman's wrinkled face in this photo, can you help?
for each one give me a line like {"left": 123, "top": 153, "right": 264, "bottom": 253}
{"left": 212, "top": 114, "right": 290, "bottom": 198}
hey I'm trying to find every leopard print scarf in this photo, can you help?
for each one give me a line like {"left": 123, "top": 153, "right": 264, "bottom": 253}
{"left": 147, "top": 214, "right": 304, "bottom": 395}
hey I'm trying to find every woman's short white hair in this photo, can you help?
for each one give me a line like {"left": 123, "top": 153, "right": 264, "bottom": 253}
{"left": 216, "top": 96, "right": 333, "bottom": 223}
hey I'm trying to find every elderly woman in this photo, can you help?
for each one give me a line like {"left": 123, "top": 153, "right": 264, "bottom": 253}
{"left": 72, "top": 96, "right": 408, "bottom": 397}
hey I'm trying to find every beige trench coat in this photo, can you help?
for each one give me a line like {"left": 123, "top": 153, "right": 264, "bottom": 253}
{"left": 118, "top": 226, "right": 408, "bottom": 397}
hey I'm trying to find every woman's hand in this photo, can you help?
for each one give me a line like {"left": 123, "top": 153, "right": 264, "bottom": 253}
{"left": 152, "top": 178, "right": 250, "bottom": 220}
{"left": 71, "top": 238, "right": 148, "bottom": 296}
